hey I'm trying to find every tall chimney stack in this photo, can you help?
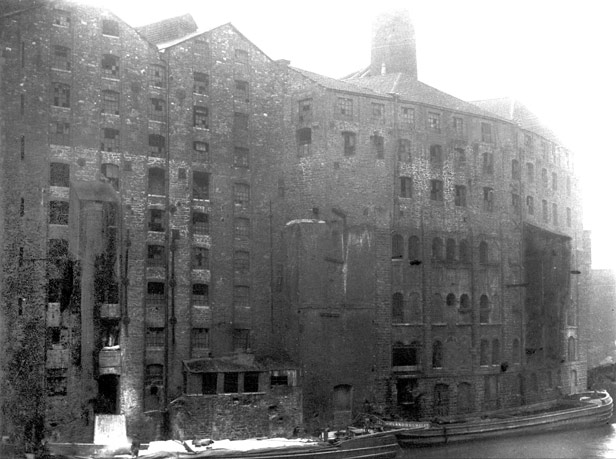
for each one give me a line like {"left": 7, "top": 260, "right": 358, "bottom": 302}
{"left": 370, "top": 10, "right": 417, "bottom": 78}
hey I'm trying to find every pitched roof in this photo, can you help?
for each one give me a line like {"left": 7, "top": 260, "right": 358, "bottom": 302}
{"left": 472, "top": 97, "right": 562, "bottom": 144}
{"left": 291, "top": 67, "right": 385, "bottom": 97}
{"left": 135, "top": 13, "right": 198, "bottom": 45}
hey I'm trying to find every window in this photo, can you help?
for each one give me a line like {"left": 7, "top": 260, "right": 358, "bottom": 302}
{"left": 49, "top": 201, "right": 69, "bottom": 225}
{"left": 430, "top": 180, "right": 443, "bottom": 201}
{"left": 234, "top": 250, "right": 250, "bottom": 275}
{"left": 429, "top": 145, "right": 443, "bottom": 166}
{"left": 482, "top": 152, "right": 493, "bottom": 174}
{"left": 552, "top": 172, "right": 558, "bottom": 191}
{"left": 568, "top": 337, "right": 577, "bottom": 361}
{"left": 342, "top": 131, "right": 356, "bottom": 156}
{"left": 445, "top": 238, "right": 456, "bottom": 261}
{"left": 192, "top": 283, "right": 208, "bottom": 306}
{"left": 371, "top": 135, "right": 384, "bottom": 158}
{"left": 234, "top": 80, "right": 249, "bottom": 101}
{"left": 446, "top": 293, "right": 456, "bottom": 307}
{"left": 244, "top": 372, "right": 260, "bottom": 392}
{"left": 432, "top": 237, "right": 443, "bottom": 260}
{"left": 480, "top": 340, "right": 489, "bottom": 365}
{"left": 146, "top": 282, "right": 165, "bottom": 307}
{"left": 193, "top": 247, "right": 209, "bottom": 269}
{"left": 235, "top": 218, "right": 250, "bottom": 239}
{"left": 191, "top": 328, "right": 209, "bottom": 349}
{"left": 454, "top": 148, "right": 466, "bottom": 170}
{"left": 337, "top": 98, "right": 353, "bottom": 119}
{"left": 193, "top": 72, "right": 209, "bottom": 94}
{"left": 101, "top": 90, "right": 119, "bottom": 115}
{"left": 52, "top": 83, "right": 70, "bottom": 107}
{"left": 149, "top": 64, "right": 166, "bottom": 88}
{"left": 50, "top": 163, "right": 69, "bottom": 187}
{"left": 101, "top": 54, "right": 119, "bottom": 78}
{"left": 234, "top": 147, "right": 249, "bottom": 168}
{"left": 148, "top": 209, "right": 164, "bottom": 232}
{"left": 541, "top": 168, "right": 548, "bottom": 188}
{"left": 479, "top": 241, "right": 489, "bottom": 264}
{"left": 148, "top": 168, "right": 165, "bottom": 195}
{"left": 46, "top": 369, "right": 67, "bottom": 396}
{"left": 512, "top": 339, "right": 521, "bottom": 364}
{"left": 193, "top": 106, "right": 209, "bottom": 129}
{"left": 146, "top": 327, "right": 164, "bottom": 347}
{"left": 511, "top": 159, "right": 520, "bottom": 180}
{"left": 526, "top": 163, "right": 535, "bottom": 182}
{"left": 483, "top": 187, "right": 494, "bottom": 212}
{"left": 53, "top": 9, "right": 71, "bottom": 27}
{"left": 372, "top": 102, "right": 384, "bottom": 119}
{"left": 432, "top": 341, "right": 443, "bottom": 368}
{"left": 192, "top": 212, "right": 209, "bottom": 235}
{"left": 481, "top": 122, "right": 493, "bottom": 143}
{"left": 51, "top": 121, "right": 70, "bottom": 145}
{"left": 101, "top": 163, "right": 119, "bottom": 190}
{"left": 526, "top": 196, "right": 534, "bottom": 215}
{"left": 235, "top": 48, "right": 249, "bottom": 63}
{"left": 145, "top": 364, "right": 163, "bottom": 410}
{"left": 100, "top": 128, "right": 120, "bottom": 152}
{"left": 147, "top": 244, "right": 165, "bottom": 266}
{"left": 148, "top": 134, "right": 165, "bottom": 157}
{"left": 193, "top": 171, "right": 210, "bottom": 200}
{"left": 234, "top": 112, "right": 249, "bottom": 130}
{"left": 455, "top": 185, "right": 467, "bottom": 207}
{"left": 459, "top": 239, "right": 469, "bottom": 262}
{"left": 409, "top": 293, "right": 421, "bottom": 323}
{"left": 453, "top": 117, "right": 464, "bottom": 135}
{"left": 201, "top": 373, "right": 217, "bottom": 394}
{"left": 233, "top": 328, "right": 250, "bottom": 352}
{"left": 392, "top": 341, "right": 420, "bottom": 367}
{"left": 398, "top": 139, "right": 411, "bottom": 162}
{"left": 427, "top": 112, "right": 441, "bottom": 132}
{"left": 512, "top": 193, "right": 520, "bottom": 213}
{"left": 552, "top": 203, "right": 558, "bottom": 225}
{"left": 567, "top": 207, "right": 572, "bottom": 227}
{"left": 492, "top": 339, "right": 500, "bottom": 365}
{"left": 479, "top": 295, "right": 491, "bottom": 323}
{"left": 233, "top": 183, "right": 250, "bottom": 207}
{"left": 102, "top": 19, "right": 119, "bottom": 37}
{"left": 392, "top": 293, "right": 404, "bottom": 323}
{"left": 400, "top": 106, "right": 414, "bottom": 127}
{"left": 149, "top": 98, "right": 165, "bottom": 122}
{"left": 297, "top": 128, "right": 312, "bottom": 156}
{"left": 299, "top": 99, "right": 312, "bottom": 122}
{"left": 408, "top": 236, "right": 420, "bottom": 261}
{"left": 432, "top": 295, "right": 444, "bottom": 323}
{"left": 52, "top": 45, "right": 71, "bottom": 70}
{"left": 542, "top": 141, "right": 549, "bottom": 161}
{"left": 193, "top": 141, "right": 209, "bottom": 161}
{"left": 392, "top": 234, "right": 404, "bottom": 259}
{"left": 524, "top": 133, "right": 533, "bottom": 151}
{"left": 194, "top": 38, "right": 209, "bottom": 55}
{"left": 542, "top": 199, "right": 548, "bottom": 222}
{"left": 459, "top": 294, "right": 471, "bottom": 321}
{"left": 400, "top": 177, "right": 412, "bottom": 198}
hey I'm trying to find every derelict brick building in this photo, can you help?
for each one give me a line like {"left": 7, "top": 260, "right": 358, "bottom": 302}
{"left": 0, "top": 1, "right": 589, "bottom": 448}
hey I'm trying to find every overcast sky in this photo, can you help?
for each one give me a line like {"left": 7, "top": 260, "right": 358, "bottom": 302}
{"left": 76, "top": 0, "right": 616, "bottom": 270}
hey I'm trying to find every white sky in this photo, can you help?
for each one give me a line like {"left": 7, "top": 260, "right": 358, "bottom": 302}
{"left": 74, "top": 0, "right": 616, "bottom": 270}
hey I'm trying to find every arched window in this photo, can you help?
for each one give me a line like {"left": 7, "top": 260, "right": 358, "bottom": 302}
{"left": 491, "top": 339, "right": 500, "bottom": 365}
{"left": 409, "top": 292, "right": 422, "bottom": 323}
{"left": 432, "top": 294, "right": 444, "bottom": 323}
{"left": 568, "top": 336, "right": 576, "bottom": 361}
{"left": 432, "top": 340, "right": 443, "bottom": 368}
{"left": 432, "top": 237, "right": 443, "bottom": 260}
{"left": 479, "top": 241, "right": 489, "bottom": 264}
{"left": 446, "top": 293, "right": 456, "bottom": 306}
{"left": 392, "top": 341, "right": 421, "bottom": 367}
{"left": 459, "top": 239, "right": 469, "bottom": 262}
{"left": 479, "top": 295, "right": 491, "bottom": 324}
{"left": 408, "top": 235, "right": 420, "bottom": 261}
{"left": 459, "top": 294, "right": 471, "bottom": 324}
{"left": 445, "top": 238, "right": 456, "bottom": 261}
{"left": 392, "top": 293, "right": 404, "bottom": 323}
{"left": 512, "top": 338, "right": 521, "bottom": 364}
{"left": 392, "top": 234, "right": 404, "bottom": 259}
{"left": 480, "top": 340, "right": 489, "bottom": 366}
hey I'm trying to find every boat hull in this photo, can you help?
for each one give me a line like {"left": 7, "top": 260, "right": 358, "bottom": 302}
{"left": 395, "top": 391, "right": 613, "bottom": 447}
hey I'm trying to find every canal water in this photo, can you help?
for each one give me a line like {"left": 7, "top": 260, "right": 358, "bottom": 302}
{"left": 397, "top": 423, "right": 616, "bottom": 458}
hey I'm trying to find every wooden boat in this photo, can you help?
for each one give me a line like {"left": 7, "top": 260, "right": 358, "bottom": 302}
{"left": 46, "top": 429, "right": 400, "bottom": 458}
{"left": 387, "top": 390, "right": 613, "bottom": 446}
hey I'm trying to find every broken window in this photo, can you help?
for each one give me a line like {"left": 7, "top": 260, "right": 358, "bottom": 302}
{"left": 50, "top": 162, "right": 70, "bottom": 187}
{"left": 144, "top": 364, "right": 163, "bottom": 411}
{"left": 101, "top": 163, "right": 119, "bottom": 190}
{"left": 100, "top": 128, "right": 120, "bottom": 152}
{"left": 51, "top": 121, "right": 70, "bottom": 145}
{"left": 192, "top": 212, "right": 209, "bottom": 235}
{"left": 192, "top": 283, "right": 208, "bottom": 306}
{"left": 299, "top": 98, "right": 312, "bottom": 122}
{"left": 52, "top": 45, "right": 71, "bottom": 71}
{"left": 392, "top": 341, "right": 420, "bottom": 367}
{"left": 148, "top": 134, "right": 165, "bottom": 157}
{"left": 147, "top": 244, "right": 165, "bottom": 266}
{"left": 191, "top": 328, "right": 209, "bottom": 349}
{"left": 337, "top": 97, "right": 353, "bottom": 119}
{"left": 234, "top": 147, "right": 249, "bottom": 168}
{"left": 193, "top": 72, "right": 209, "bottom": 94}
{"left": 49, "top": 201, "right": 69, "bottom": 225}
{"left": 193, "top": 141, "right": 209, "bottom": 161}
{"left": 148, "top": 168, "right": 165, "bottom": 195}
{"left": 371, "top": 134, "right": 384, "bottom": 158}
{"left": 233, "top": 329, "right": 250, "bottom": 352}
{"left": 446, "top": 293, "right": 456, "bottom": 306}
{"left": 149, "top": 64, "right": 166, "bottom": 88}
{"left": 101, "top": 54, "right": 119, "bottom": 78}
{"left": 297, "top": 127, "right": 312, "bottom": 156}
{"left": 148, "top": 209, "right": 164, "bottom": 232}
{"left": 224, "top": 372, "right": 239, "bottom": 393}
{"left": 53, "top": 9, "right": 71, "bottom": 27}
{"left": 52, "top": 83, "right": 70, "bottom": 107}
{"left": 234, "top": 80, "right": 249, "bottom": 102}
{"left": 455, "top": 185, "right": 466, "bottom": 207}
{"left": 46, "top": 369, "right": 67, "bottom": 396}
{"left": 400, "top": 106, "right": 414, "bottom": 127}
{"left": 427, "top": 112, "right": 441, "bottom": 132}
{"left": 483, "top": 187, "right": 494, "bottom": 212}
{"left": 149, "top": 98, "right": 165, "bottom": 122}
{"left": 102, "top": 90, "right": 119, "bottom": 115}
{"left": 432, "top": 340, "right": 443, "bottom": 368}
{"left": 193, "top": 106, "right": 208, "bottom": 129}
{"left": 201, "top": 373, "right": 217, "bottom": 394}
{"left": 146, "top": 327, "right": 164, "bottom": 347}
{"left": 398, "top": 139, "right": 411, "bottom": 162}
{"left": 400, "top": 176, "right": 412, "bottom": 198}
{"left": 235, "top": 218, "right": 250, "bottom": 239}
{"left": 342, "top": 131, "right": 356, "bottom": 156}
{"left": 392, "top": 292, "right": 404, "bottom": 323}
{"left": 430, "top": 180, "right": 443, "bottom": 201}
{"left": 244, "top": 372, "right": 260, "bottom": 392}
{"left": 102, "top": 19, "right": 119, "bottom": 37}
{"left": 146, "top": 282, "right": 165, "bottom": 308}
{"left": 233, "top": 183, "right": 249, "bottom": 207}
{"left": 429, "top": 144, "right": 443, "bottom": 166}
{"left": 481, "top": 122, "right": 493, "bottom": 143}
{"left": 193, "top": 247, "right": 209, "bottom": 269}
{"left": 193, "top": 171, "right": 210, "bottom": 200}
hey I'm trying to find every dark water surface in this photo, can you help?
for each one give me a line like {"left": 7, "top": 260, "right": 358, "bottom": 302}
{"left": 397, "top": 423, "right": 616, "bottom": 458}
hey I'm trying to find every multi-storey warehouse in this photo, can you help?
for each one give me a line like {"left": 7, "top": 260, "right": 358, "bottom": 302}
{"left": 0, "top": 2, "right": 589, "bottom": 452}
